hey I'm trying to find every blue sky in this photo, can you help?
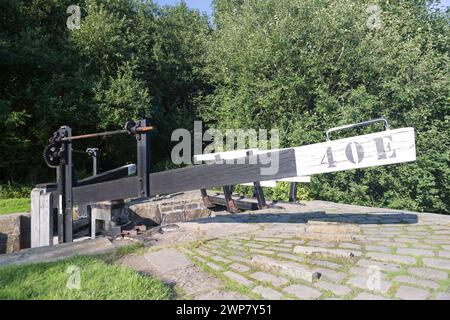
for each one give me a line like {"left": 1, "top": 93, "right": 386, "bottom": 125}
{"left": 154, "top": 0, "right": 213, "bottom": 15}
{"left": 435, "top": 0, "right": 450, "bottom": 8}
{"left": 154, "top": 0, "right": 449, "bottom": 15}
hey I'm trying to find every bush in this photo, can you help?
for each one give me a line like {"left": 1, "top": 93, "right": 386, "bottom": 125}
{"left": 0, "top": 183, "right": 32, "bottom": 199}
{"left": 231, "top": 182, "right": 311, "bottom": 202}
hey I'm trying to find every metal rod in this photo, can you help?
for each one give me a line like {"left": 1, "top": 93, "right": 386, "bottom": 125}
{"left": 60, "top": 126, "right": 153, "bottom": 142}
{"left": 93, "top": 154, "right": 97, "bottom": 176}
{"left": 137, "top": 119, "right": 151, "bottom": 198}
{"left": 326, "top": 118, "right": 389, "bottom": 141}
{"left": 86, "top": 148, "right": 99, "bottom": 176}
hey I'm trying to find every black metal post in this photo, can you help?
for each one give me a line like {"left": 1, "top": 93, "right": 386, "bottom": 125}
{"left": 56, "top": 126, "right": 73, "bottom": 243}
{"left": 289, "top": 182, "right": 298, "bottom": 203}
{"left": 86, "top": 148, "right": 100, "bottom": 176}
{"left": 56, "top": 165, "right": 64, "bottom": 243}
{"left": 62, "top": 126, "right": 73, "bottom": 243}
{"left": 137, "top": 119, "right": 151, "bottom": 198}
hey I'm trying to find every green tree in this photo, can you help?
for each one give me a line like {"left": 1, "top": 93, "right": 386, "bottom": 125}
{"left": 0, "top": 0, "right": 210, "bottom": 182}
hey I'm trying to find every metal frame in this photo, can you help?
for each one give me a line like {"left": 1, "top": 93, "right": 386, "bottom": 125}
{"left": 47, "top": 119, "right": 152, "bottom": 243}
{"left": 326, "top": 117, "right": 390, "bottom": 141}
{"left": 86, "top": 148, "right": 100, "bottom": 176}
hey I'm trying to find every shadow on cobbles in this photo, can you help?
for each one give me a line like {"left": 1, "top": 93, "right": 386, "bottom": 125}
{"left": 192, "top": 211, "right": 418, "bottom": 225}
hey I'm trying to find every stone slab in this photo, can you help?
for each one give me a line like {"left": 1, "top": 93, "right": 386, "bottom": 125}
{"left": 395, "top": 285, "right": 430, "bottom": 300}
{"left": 144, "top": 248, "right": 193, "bottom": 274}
{"left": 407, "top": 267, "right": 448, "bottom": 281}
{"left": 252, "top": 285, "right": 283, "bottom": 300}
{"left": 366, "top": 252, "right": 416, "bottom": 265}
{"left": 282, "top": 284, "right": 322, "bottom": 299}
{"left": 315, "top": 280, "right": 351, "bottom": 296}
{"left": 294, "top": 245, "right": 360, "bottom": 258}
{"left": 250, "top": 255, "right": 320, "bottom": 282}
{"left": 223, "top": 271, "right": 253, "bottom": 287}
{"left": 249, "top": 271, "right": 289, "bottom": 287}
{"left": 423, "top": 258, "right": 450, "bottom": 270}
{"left": 0, "top": 237, "right": 114, "bottom": 266}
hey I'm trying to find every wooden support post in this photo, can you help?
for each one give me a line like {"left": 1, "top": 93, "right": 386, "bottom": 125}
{"left": 253, "top": 181, "right": 267, "bottom": 209}
{"left": 289, "top": 182, "right": 298, "bottom": 203}
{"left": 248, "top": 149, "right": 267, "bottom": 210}
{"left": 223, "top": 185, "right": 240, "bottom": 213}
{"left": 200, "top": 189, "right": 215, "bottom": 208}
{"left": 31, "top": 188, "right": 54, "bottom": 248}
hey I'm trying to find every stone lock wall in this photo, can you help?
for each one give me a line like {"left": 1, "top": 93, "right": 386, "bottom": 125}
{"left": 0, "top": 213, "right": 31, "bottom": 254}
{"left": 127, "top": 198, "right": 211, "bottom": 226}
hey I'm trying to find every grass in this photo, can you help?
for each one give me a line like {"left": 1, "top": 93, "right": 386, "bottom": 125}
{"left": 114, "top": 242, "right": 146, "bottom": 257}
{"left": 0, "top": 254, "right": 173, "bottom": 300}
{"left": 0, "top": 198, "right": 30, "bottom": 215}
{"left": 184, "top": 250, "right": 261, "bottom": 300}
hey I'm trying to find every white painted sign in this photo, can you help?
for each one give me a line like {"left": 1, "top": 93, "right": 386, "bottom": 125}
{"left": 240, "top": 181, "right": 277, "bottom": 187}
{"left": 193, "top": 127, "right": 416, "bottom": 183}
{"left": 193, "top": 149, "right": 259, "bottom": 164}
{"left": 240, "top": 176, "right": 311, "bottom": 187}
{"left": 293, "top": 127, "right": 416, "bottom": 176}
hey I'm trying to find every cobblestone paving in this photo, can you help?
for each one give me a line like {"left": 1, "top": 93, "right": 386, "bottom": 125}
{"left": 124, "top": 199, "right": 450, "bottom": 300}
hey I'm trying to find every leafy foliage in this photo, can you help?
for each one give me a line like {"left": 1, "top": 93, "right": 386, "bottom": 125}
{"left": 0, "top": 0, "right": 210, "bottom": 181}
{"left": 232, "top": 182, "right": 311, "bottom": 202}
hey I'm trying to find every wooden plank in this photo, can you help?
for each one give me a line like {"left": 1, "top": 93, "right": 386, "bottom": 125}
{"left": 240, "top": 176, "right": 311, "bottom": 187}
{"left": 207, "top": 195, "right": 259, "bottom": 211}
{"left": 39, "top": 192, "right": 53, "bottom": 247}
{"left": 293, "top": 127, "right": 415, "bottom": 175}
{"left": 31, "top": 188, "right": 42, "bottom": 248}
{"left": 73, "top": 176, "right": 139, "bottom": 205}
{"left": 278, "top": 176, "right": 311, "bottom": 183}
{"left": 241, "top": 181, "right": 277, "bottom": 187}
{"left": 150, "top": 149, "right": 298, "bottom": 196}
{"left": 194, "top": 149, "right": 258, "bottom": 163}
{"left": 76, "top": 164, "right": 136, "bottom": 187}
{"left": 0, "top": 238, "right": 115, "bottom": 267}
{"left": 150, "top": 128, "right": 415, "bottom": 196}
{"left": 197, "top": 149, "right": 311, "bottom": 187}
